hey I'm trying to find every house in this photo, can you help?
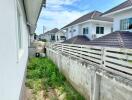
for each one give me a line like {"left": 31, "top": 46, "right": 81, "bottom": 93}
{"left": 40, "top": 28, "right": 59, "bottom": 42}
{"left": 81, "top": 0, "right": 132, "bottom": 49}
{"left": 0, "top": 0, "right": 46, "bottom": 100}
{"left": 55, "top": 30, "right": 66, "bottom": 42}
{"left": 103, "top": 0, "right": 132, "bottom": 32}
{"left": 63, "top": 11, "right": 113, "bottom": 40}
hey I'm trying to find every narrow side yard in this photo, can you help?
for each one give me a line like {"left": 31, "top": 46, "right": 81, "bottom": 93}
{"left": 25, "top": 57, "right": 85, "bottom": 100}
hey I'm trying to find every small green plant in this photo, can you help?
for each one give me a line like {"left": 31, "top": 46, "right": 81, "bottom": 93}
{"left": 26, "top": 57, "right": 85, "bottom": 100}
{"left": 40, "top": 39, "right": 47, "bottom": 42}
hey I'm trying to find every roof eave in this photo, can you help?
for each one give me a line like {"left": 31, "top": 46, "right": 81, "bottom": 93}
{"left": 102, "top": 6, "right": 132, "bottom": 17}
{"left": 24, "top": 0, "right": 46, "bottom": 34}
{"left": 62, "top": 19, "right": 113, "bottom": 29}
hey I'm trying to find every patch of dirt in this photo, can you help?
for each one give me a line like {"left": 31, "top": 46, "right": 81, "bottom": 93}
{"left": 25, "top": 87, "right": 66, "bottom": 100}
{"left": 25, "top": 87, "right": 34, "bottom": 100}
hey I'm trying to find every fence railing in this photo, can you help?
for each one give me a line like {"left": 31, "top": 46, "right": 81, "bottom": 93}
{"left": 47, "top": 43, "right": 132, "bottom": 79}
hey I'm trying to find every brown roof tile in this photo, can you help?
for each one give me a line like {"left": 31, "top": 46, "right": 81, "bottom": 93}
{"left": 63, "top": 31, "right": 132, "bottom": 49}
{"left": 86, "top": 31, "right": 132, "bottom": 49}
{"left": 63, "top": 11, "right": 113, "bottom": 29}
{"left": 63, "top": 35, "right": 90, "bottom": 44}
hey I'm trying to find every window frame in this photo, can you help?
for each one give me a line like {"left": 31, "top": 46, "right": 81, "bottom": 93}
{"left": 83, "top": 27, "right": 89, "bottom": 35}
{"left": 17, "top": 8, "right": 22, "bottom": 49}
{"left": 96, "top": 26, "right": 104, "bottom": 34}
{"left": 16, "top": 0, "right": 24, "bottom": 61}
{"left": 120, "top": 18, "right": 132, "bottom": 30}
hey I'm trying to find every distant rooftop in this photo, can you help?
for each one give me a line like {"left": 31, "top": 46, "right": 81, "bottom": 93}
{"left": 44, "top": 28, "right": 59, "bottom": 35}
{"left": 63, "top": 31, "right": 132, "bottom": 49}
{"left": 103, "top": 0, "right": 132, "bottom": 15}
{"left": 63, "top": 11, "right": 113, "bottom": 29}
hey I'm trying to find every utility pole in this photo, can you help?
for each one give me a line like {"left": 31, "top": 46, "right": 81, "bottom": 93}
{"left": 43, "top": 26, "right": 46, "bottom": 34}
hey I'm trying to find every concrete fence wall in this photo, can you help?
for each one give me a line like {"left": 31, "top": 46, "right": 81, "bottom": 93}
{"left": 47, "top": 48, "right": 132, "bottom": 100}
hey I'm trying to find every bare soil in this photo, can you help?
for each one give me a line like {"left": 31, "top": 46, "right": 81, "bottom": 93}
{"left": 25, "top": 87, "right": 66, "bottom": 100}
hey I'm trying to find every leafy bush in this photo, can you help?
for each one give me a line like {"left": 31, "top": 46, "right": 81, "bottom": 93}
{"left": 40, "top": 39, "right": 47, "bottom": 42}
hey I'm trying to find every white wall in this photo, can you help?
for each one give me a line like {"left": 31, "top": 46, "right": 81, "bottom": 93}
{"left": 66, "top": 25, "right": 80, "bottom": 39}
{"left": 0, "top": 0, "right": 28, "bottom": 100}
{"left": 66, "top": 21, "right": 112, "bottom": 40}
{"left": 55, "top": 31, "right": 65, "bottom": 42}
{"left": 91, "top": 22, "right": 112, "bottom": 39}
{"left": 113, "top": 9, "right": 132, "bottom": 31}
{"left": 80, "top": 22, "right": 93, "bottom": 40}
{"left": 45, "top": 34, "right": 51, "bottom": 41}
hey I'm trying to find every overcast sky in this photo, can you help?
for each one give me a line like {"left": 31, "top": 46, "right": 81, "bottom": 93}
{"left": 35, "top": 0, "right": 126, "bottom": 35}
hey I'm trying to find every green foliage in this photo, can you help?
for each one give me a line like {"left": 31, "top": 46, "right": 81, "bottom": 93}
{"left": 40, "top": 39, "right": 47, "bottom": 42}
{"left": 26, "top": 57, "right": 85, "bottom": 100}
{"left": 33, "top": 33, "right": 36, "bottom": 35}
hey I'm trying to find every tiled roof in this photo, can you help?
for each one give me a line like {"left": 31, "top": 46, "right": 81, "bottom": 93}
{"left": 63, "top": 31, "right": 132, "bottom": 49}
{"left": 49, "top": 28, "right": 59, "bottom": 33}
{"left": 45, "top": 28, "right": 59, "bottom": 35}
{"left": 103, "top": 0, "right": 132, "bottom": 15}
{"left": 63, "top": 35, "right": 90, "bottom": 44}
{"left": 62, "top": 11, "right": 113, "bottom": 29}
{"left": 86, "top": 31, "right": 132, "bottom": 49}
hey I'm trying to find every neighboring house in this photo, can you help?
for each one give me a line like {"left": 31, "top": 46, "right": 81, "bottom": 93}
{"left": 40, "top": 28, "right": 59, "bottom": 42}
{"left": 81, "top": 0, "right": 132, "bottom": 49}
{"left": 0, "top": 0, "right": 45, "bottom": 100}
{"left": 55, "top": 30, "right": 66, "bottom": 42}
{"left": 103, "top": 0, "right": 132, "bottom": 32}
{"left": 39, "top": 33, "right": 46, "bottom": 40}
{"left": 63, "top": 11, "right": 113, "bottom": 40}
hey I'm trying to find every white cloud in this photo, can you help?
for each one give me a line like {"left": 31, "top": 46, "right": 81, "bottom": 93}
{"left": 35, "top": 0, "right": 88, "bottom": 34}
{"left": 47, "top": 0, "right": 79, "bottom": 5}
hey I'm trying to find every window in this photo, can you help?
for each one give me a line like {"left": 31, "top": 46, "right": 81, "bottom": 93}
{"left": 73, "top": 29, "right": 76, "bottom": 32}
{"left": 57, "top": 36, "right": 59, "bottom": 41}
{"left": 83, "top": 27, "right": 89, "bottom": 34}
{"left": 111, "top": 27, "right": 113, "bottom": 33}
{"left": 60, "top": 36, "right": 66, "bottom": 40}
{"left": 96, "top": 27, "right": 104, "bottom": 34}
{"left": 120, "top": 18, "right": 132, "bottom": 30}
{"left": 51, "top": 35, "right": 55, "bottom": 41}
{"left": 17, "top": 7, "right": 22, "bottom": 49}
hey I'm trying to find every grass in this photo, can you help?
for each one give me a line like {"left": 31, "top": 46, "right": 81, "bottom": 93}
{"left": 25, "top": 57, "right": 85, "bottom": 100}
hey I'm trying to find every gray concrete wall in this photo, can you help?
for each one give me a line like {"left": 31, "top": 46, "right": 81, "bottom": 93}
{"left": 47, "top": 48, "right": 132, "bottom": 100}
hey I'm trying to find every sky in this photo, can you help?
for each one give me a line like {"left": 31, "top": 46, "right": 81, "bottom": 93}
{"left": 35, "top": 0, "right": 126, "bottom": 35}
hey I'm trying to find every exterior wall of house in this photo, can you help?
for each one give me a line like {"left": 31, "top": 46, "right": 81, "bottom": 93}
{"left": 45, "top": 34, "right": 51, "bottom": 41}
{"left": 91, "top": 22, "right": 112, "bottom": 39}
{"left": 55, "top": 31, "right": 66, "bottom": 42}
{"left": 39, "top": 34, "right": 51, "bottom": 42}
{"left": 113, "top": 8, "right": 132, "bottom": 31}
{"left": 66, "top": 25, "right": 80, "bottom": 39}
{"left": 65, "top": 21, "right": 112, "bottom": 40}
{"left": 80, "top": 22, "right": 94, "bottom": 40}
{"left": 0, "top": 0, "right": 29, "bottom": 100}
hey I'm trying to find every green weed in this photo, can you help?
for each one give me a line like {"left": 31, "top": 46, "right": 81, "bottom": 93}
{"left": 26, "top": 57, "right": 85, "bottom": 100}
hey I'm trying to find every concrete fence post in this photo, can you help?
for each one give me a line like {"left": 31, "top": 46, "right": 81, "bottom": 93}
{"left": 92, "top": 73, "right": 101, "bottom": 100}
{"left": 62, "top": 43, "right": 63, "bottom": 52}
